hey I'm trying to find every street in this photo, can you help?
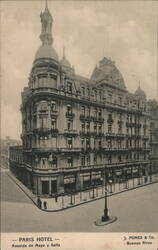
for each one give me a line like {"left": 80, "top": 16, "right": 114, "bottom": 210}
{"left": 1, "top": 169, "right": 158, "bottom": 232}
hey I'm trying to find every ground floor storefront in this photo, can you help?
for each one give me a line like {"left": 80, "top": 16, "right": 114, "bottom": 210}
{"left": 9, "top": 160, "right": 158, "bottom": 205}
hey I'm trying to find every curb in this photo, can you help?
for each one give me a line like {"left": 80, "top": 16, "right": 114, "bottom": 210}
{"left": 7, "top": 172, "right": 158, "bottom": 212}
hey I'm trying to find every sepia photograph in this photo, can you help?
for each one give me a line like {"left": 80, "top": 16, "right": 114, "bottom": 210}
{"left": 1, "top": 0, "right": 158, "bottom": 244}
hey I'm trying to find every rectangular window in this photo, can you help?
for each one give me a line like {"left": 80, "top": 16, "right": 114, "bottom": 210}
{"left": 108, "top": 124, "right": 112, "bottom": 133}
{"left": 86, "top": 155, "right": 90, "bottom": 165}
{"left": 51, "top": 101, "right": 56, "bottom": 111}
{"left": 52, "top": 157, "right": 57, "bottom": 168}
{"left": 67, "top": 120, "right": 73, "bottom": 130}
{"left": 81, "top": 122, "right": 85, "bottom": 132}
{"left": 98, "top": 109, "right": 102, "bottom": 119}
{"left": 81, "top": 106, "right": 85, "bottom": 116}
{"left": 67, "top": 82, "right": 72, "bottom": 93}
{"left": 108, "top": 155, "right": 112, "bottom": 164}
{"left": 98, "top": 124, "right": 102, "bottom": 133}
{"left": 86, "top": 122, "right": 90, "bottom": 132}
{"left": 67, "top": 157, "right": 73, "bottom": 167}
{"left": 86, "top": 138, "right": 90, "bottom": 148}
{"left": 108, "top": 139, "right": 112, "bottom": 149}
{"left": 51, "top": 118, "right": 56, "bottom": 129}
{"left": 67, "top": 137, "right": 73, "bottom": 148}
{"left": 94, "top": 108, "right": 97, "bottom": 118}
{"left": 86, "top": 107, "right": 90, "bottom": 117}
{"left": 67, "top": 104, "right": 72, "bottom": 114}
{"left": 81, "top": 156, "right": 85, "bottom": 166}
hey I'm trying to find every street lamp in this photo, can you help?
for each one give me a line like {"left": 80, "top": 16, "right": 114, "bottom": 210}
{"left": 95, "top": 166, "right": 117, "bottom": 226}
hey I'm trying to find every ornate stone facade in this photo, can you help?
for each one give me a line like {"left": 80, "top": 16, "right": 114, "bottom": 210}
{"left": 9, "top": 4, "right": 157, "bottom": 199}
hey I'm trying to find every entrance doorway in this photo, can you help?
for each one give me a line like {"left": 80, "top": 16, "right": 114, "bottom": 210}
{"left": 42, "top": 181, "right": 49, "bottom": 195}
{"left": 51, "top": 180, "right": 57, "bottom": 194}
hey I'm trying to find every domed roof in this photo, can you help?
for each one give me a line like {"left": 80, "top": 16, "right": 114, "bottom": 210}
{"left": 35, "top": 45, "right": 59, "bottom": 61}
{"left": 91, "top": 57, "right": 126, "bottom": 90}
{"left": 60, "top": 57, "right": 71, "bottom": 68}
{"left": 135, "top": 86, "right": 146, "bottom": 99}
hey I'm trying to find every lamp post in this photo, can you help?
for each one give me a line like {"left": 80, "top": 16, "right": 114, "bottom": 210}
{"left": 95, "top": 166, "right": 117, "bottom": 226}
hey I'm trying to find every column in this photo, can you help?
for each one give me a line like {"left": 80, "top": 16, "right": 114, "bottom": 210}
{"left": 57, "top": 174, "right": 64, "bottom": 194}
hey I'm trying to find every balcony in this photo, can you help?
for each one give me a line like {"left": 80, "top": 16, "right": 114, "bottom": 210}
{"left": 142, "top": 135, "right": 149, "bottom": 140}
{"left": 33, "top": 128, "right": 51, "bottom": 135}
{"left": 80, "top": 131, "right": 91, "bottom": 137}
{"left": 116, "top": 133, "right": 126, "bottom": 138}
{"left": 143, "top": 147, "right": 151, "bottom": 151}
{"left": 32, "top": 147, "right": 59, "bottom": 153}
{"left": 92, "top": 116, "right": 104, "bottom": 123}
{"left": 65, "top": 112, "right": 75, "bottom": 119}
{"left": 51, "top": 128, "right": 59, "bottom": 135}
{"left": 59, "top": 147, "right": 81, "bottom": 153}
{"left": 105, "top": 133, "right": 116, "bottom": 138}
{"left": 64, "top": 129, "right": 78, "bottom": 137}
{"left": 80, "top": 115, "right": 92, "bottom": 121}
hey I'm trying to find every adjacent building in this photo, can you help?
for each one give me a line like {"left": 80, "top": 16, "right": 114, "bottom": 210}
{"left": 9, "top": 4, "right": 157, "bottom": 199}
{"left": 1, "top": 136, "right": 21, "bottom": 168}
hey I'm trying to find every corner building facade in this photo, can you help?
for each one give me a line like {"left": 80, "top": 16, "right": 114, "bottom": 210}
{"left": 10, "top": 5, "right": 156, "bottom": 198}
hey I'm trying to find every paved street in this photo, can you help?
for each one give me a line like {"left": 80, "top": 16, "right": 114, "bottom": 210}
{"left": 1, "top": 169, "right": 158, "bottom": 232}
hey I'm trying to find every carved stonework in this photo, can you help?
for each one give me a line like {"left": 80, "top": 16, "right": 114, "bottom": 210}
{"left": 40, "top": 7, "right": 53, "bottom": 45}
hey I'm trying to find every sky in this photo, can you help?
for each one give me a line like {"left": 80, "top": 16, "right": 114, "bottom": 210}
{"left": 1, "top": 0, "right": 158, "bottom": 140}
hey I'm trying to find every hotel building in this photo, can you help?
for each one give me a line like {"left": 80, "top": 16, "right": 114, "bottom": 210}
{"left": 9, "top": 4, "right": 157, "bottom": 199}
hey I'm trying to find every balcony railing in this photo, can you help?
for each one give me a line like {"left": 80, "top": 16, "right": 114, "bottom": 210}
{"left": 59, "top": 147, "right": 81, "bottom": 153}
{"left": 32, "top": 147, "right": 59, "bottom": 152}
{"left": 80, "top": 115, "right": 92, "bottom": 121}
{"left": 64, "top": 129, "right": 78, "bottom": 136}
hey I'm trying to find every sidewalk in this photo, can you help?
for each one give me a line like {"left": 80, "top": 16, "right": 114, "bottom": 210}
{"left": 7, "top": 171, "right": 158, "bottom": 212}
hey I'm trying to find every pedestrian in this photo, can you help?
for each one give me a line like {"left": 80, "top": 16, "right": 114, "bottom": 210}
{"left": 37, "top": 197, "right": 41, "bottom": 209}
{"left": 55, "top": 195, "right": 58, "bottom": 202}
{"left": 43, "top": 201, "right": 47, "bottom": 210}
